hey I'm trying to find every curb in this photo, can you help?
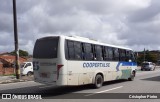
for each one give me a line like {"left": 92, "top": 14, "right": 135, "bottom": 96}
{"left": 0, "top": 79, "right": 33, "bottom": 84}
{"left": 0, "top": 76, "right": 34, "bottom": 84}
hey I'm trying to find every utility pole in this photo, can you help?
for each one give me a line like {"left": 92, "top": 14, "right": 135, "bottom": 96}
{"left": 143, "top": 48, "right": 146, "bottom": 62}
{"left": 13, "top": 0, "right": 20, "bottom": 79}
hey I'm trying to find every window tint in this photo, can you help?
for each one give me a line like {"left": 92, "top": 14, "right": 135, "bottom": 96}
{"left": 126, "top": 50, "right": 130, "bottom": 60}
{"left": 131, "top": 51, "right": 136, "bottom": 62}
{"left": 33, "top": 37, "right": 59, "bottom": 58}
{"left": 65, "top": 41, "right": 69, "bottom": 59}
{"left": 65, "top": 39, "right": 135, "bottom": 62}
{"left": 84, "top": 43, "right": 93, "bottom": 60}
{"left": 113, "top": 48, "right": 119, "bottom": 61}
{"left": 67, "top": 41, "right": 75, "bottom": 59}
{"left": 95, "top": 45, "right": 103, "bottom": 60}
{"left": 103, "top": 47, "right": 108, "bottom": 60}
{"left": 119, "top": 49, "right": 126, "bottom": 61}
{"left": 66, "top": 40, "right": 82, "bottom": 60}
{"left": 108, "top": 47, "right": 113, "bottom": 60}
{"left": 74, "top": 42, "right": 82, "bottom": 60}
{"left": 126, "top": 50, "right": 134, "bottom": 61}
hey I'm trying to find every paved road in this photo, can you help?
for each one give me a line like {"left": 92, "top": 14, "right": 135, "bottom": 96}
{"left": 0, "top": 67, "right": 160, "bottom": 102}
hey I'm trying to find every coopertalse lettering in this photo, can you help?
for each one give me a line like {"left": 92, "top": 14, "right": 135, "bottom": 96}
{"left": 83, "top": 62, "right": 110, "bottom": 68}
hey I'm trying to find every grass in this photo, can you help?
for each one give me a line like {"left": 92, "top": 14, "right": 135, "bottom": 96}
{"left": 0, "top": 74, "right": 16, "bottom": 76}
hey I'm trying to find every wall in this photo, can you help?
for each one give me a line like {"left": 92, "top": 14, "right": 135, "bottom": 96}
{"left": 0, "top": 63, "right": 3, "bottom": 75}
{"left": 0, "top": 64, "right": 15, "bottom": 75}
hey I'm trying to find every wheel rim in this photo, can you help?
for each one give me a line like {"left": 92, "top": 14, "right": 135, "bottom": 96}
{"left": 96, "top": 75, "right": 103, "bottom": 88}
{"left": 97, "top": 77, "right": 102, "bottom": 85}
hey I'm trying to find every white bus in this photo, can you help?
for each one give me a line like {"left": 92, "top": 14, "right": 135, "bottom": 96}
{"left": 33, "top": 35, "right": 137, "bottom": 88}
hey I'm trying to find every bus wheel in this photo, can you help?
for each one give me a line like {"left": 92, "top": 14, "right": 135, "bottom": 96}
{"left": 94, "top": 74, "right": 103, "bottom": 88}
{"left": 128, "top": 71, "right": 135, "bottom": 81}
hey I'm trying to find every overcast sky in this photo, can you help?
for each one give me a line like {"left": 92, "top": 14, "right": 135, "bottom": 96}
{"left": 0, "top": 0, "right": 160, "bottom": 54}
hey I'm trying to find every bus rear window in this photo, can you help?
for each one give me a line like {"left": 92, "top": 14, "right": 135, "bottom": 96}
{"left": 33, "top": 37, "right": 59, "bottom": 59}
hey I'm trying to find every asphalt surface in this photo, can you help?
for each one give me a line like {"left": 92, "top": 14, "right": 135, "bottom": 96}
{"left": 0, "top": 66, "right": 160, "bottom": 102}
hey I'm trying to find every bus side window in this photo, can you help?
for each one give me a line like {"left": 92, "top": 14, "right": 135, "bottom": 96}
{"left": 65, "top": 40, "right": 69, "bottom": 60}
{"left": 102, "top": 46, "right": 106, "bottom": 61}
{"left": 84, "top": 43, "right": 93, "bottom": 60}
{"left": 113, "top": 48, "right": 119, "bottom": 61}
{"left": 119, "top": 49, "right": 126, "bottom": 61}
{"left": 92, "top": 45, "right": 96, "bottom": 60}
{"left": 74, "top": 42, "right": 82, "bottom": 60}
{"left": 126, "top": 50, "right": 132, "bottom": 62}
{"left": 95, "top": 45, "right": 103, "bottom": 61}
{"left": 103, "top": 46, "right": 108, "bottom": 61}
{"left": 81, "top": 43, "right": 85, "bottom": 60}
{"left": 67, "top": 40, "right": 75, "bottom": 60}
{"left": 131, "top": 51, "right": 136, "bottom": 62}
{"left": 108, "top": 47, "right": 113, "bottom": 61}
{"left": 126, "top": 50, "right": 129, "bottom": 61}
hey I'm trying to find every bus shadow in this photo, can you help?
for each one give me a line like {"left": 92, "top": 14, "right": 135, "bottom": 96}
{"left": 37, "top": 79, "right": 127, "bottom": 98}
{"left": 103, "top": 79, "right": 127, "bottom": 86}
{"left": 0, "top": 80, "right": 128, "bottom": 99}
{"left": 141, "top": 76, "right": 160, "bottom": 82}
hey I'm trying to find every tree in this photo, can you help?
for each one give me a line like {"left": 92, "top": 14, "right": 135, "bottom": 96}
{"left": 136, "top": 50, "right": 158, "bottom": 65}
{"left": 145, "top": 50, "right": 157, "bottom": 63}
{"left": 10, "top": 49, "right": 29, "bottom": 57}
{"left": 137, "top": 55, "right": 144, "bottom": 65}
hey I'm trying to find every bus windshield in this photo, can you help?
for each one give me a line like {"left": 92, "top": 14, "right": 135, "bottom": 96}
{"left": 33, "top": 37, "right": 59, "bottom": 59}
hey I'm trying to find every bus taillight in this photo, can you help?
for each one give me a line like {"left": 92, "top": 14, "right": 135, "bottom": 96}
{"left": 57, "top": 64, "right": 63, "bottom": 79}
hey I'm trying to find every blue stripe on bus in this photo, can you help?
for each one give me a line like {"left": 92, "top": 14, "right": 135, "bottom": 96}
{"left": 116, "top": 62, "right": 137, "bottom": 71}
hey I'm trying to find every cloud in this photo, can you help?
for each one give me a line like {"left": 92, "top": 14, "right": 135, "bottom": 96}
{"left": 128, "top": 0, "right": 160, "bottom": 22}
{"left": 0, "top": 0, "right": 160, "bottom": 54}
{"left": 119, "top": 0, "right": 160, "bottom": 51}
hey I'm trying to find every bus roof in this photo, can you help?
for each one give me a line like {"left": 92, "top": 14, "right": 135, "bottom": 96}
{"left": 38, "top": 35, "right": 132, "bottom": 51}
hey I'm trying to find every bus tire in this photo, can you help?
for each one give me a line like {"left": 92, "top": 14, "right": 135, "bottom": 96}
{"left": 128, "top": 71, "right": 135, "bottom": 81}
{"left": 94, "top": 74, "right": 103, "bottom": 88}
